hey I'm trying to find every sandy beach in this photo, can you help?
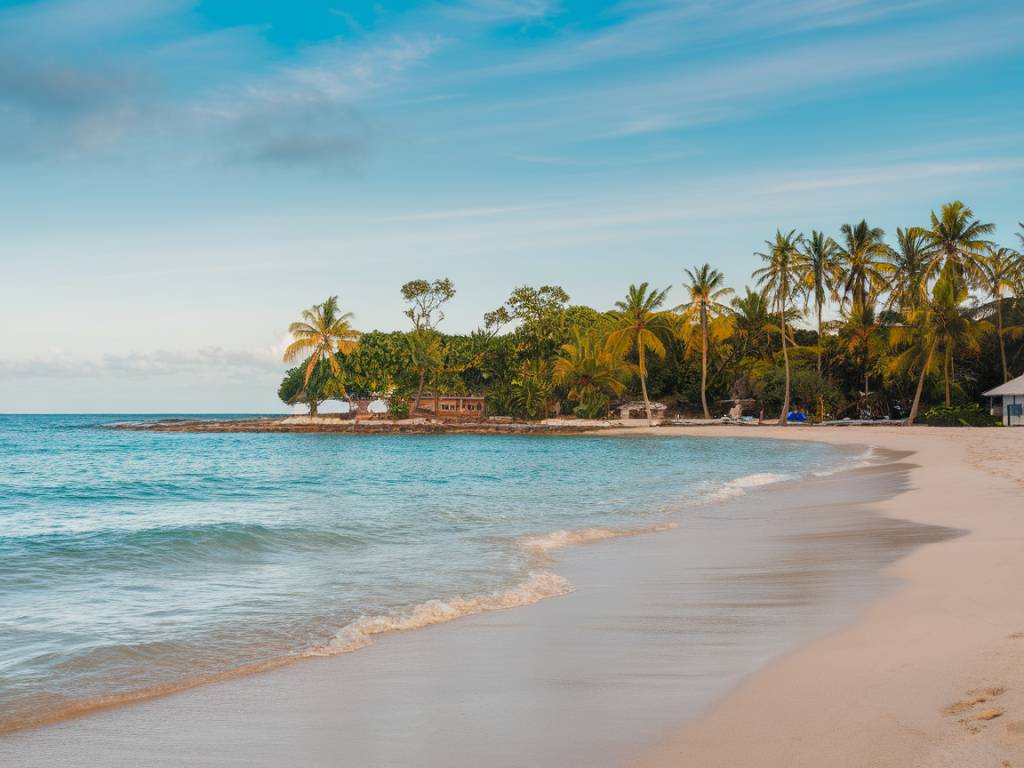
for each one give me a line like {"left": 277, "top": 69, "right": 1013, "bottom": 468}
{"left": 632, "top": 425, "right": 1024, "bottom": 768}
{"left": 1, "top": 426, "right": 1021, "bottom": 767}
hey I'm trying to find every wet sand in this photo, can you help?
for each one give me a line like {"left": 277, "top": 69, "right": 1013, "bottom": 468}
{"left": 632, "top": 426, "right": 1024, "bottom": 768}
{"left": 0, "top": 441, "right": 961, "bottom": 767}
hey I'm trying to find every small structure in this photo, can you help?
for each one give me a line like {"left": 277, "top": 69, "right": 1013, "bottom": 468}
{"left": 617, "top": 401, "right": 667, "bottom": 420}
{"left": 983, "top": 374, "right": 1024, "bottom": 426}
{"left": 418, "top": 394, "right": 487, "bottom": 419}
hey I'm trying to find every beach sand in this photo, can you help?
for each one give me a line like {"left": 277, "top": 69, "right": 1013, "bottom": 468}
{"left": 630, "top": 425, "right": 1024, "bottom": 768}
{"left": 1, "top": 426, "right": 1021, "bottom": 767}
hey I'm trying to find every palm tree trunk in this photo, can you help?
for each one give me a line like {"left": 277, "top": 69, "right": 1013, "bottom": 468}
{"left": 997, "top": 296, "right": 1009, "bottom": 382}
{"left": 944, "top": 347, "right": 952, "bottom": 407}
{"left": 639, "top": 343, "right": 653, "bottom": 426}
{"left": 308, "top": 398, "right": 318, "bottom": 418}
{"left": 907, "top": 341, "right": 935, "bottom": 425}
{"left": 414, "top": 371, "right": 426, "bottom": 413}
{"left": 700, "top": 305, "right": 710, "bottom": 419}
{"left": 816, "top": 299, "right": 823, "bottom": 375}
{"left": 778, "top": 297, "right": 791, "bottom": 426}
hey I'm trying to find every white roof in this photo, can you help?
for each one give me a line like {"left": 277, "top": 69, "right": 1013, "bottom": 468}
{"left": 984, "top": 373, "right": 1024, "bottom": 396}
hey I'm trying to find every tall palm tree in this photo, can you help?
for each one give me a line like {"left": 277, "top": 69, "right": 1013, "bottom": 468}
{"left": 553, "top": 330, "right": 633, "bottom": 413}
{"left": 605, "top": 283, "right": 674, "bottom": 425}
{"left": 886, "top": 226, "right": 936, "bottom": 315}
{"left": 920, "top": 200, "right": 994, "bottom": 289}
{"left": 678, "top": 264, "right": 733, "bottom": 418}
{"left": 930, "top": 272, "right": 991, "bottom": 406}
{"left": 794, "top": 230, "right": 840, "bottom": 374}
{"left": 837, "top": 220, "right": 889, "bottom": 307}
{"left": 976, "top": 245, "right": 1023, "bottom": 382}
{"left": 282, "top": 296, "right": 360, "bottom": 414}
{"left": 754, "top": 230, "right": 802, "bottom": 425}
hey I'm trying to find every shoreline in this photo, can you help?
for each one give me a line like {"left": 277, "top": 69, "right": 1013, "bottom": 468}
{"left": 625, "top": 425, "right": 1024, "bottom": 767}
{"left": 0, "top": 430, "right": 977, "bottom": 767}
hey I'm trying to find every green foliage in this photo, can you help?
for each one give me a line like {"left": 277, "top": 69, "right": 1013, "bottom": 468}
{"left": 574, "top": 392, "right": 610, "bottom": 419}
{"left": 922, "top": 403, "right": 999, "bottom": 427}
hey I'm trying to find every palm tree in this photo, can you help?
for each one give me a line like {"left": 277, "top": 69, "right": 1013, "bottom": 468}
{"left": 754, "top": 230, "right": 802, "bottom": 425}
{"left": 605, "top": 283, "right": 674, "bottom": 425}
{"left": 678, "top": 264, "right": 733, "bottom": 418}
{"left": 553, "top": 330, "right": 633, "bottom": 415}
{"left": 838, "top": 301, "right": 883, "bottom": 406}
{"left": 837, "top": 220, "right": 889, "bottom": 307}
{"left": 920, "top": 201, "right": 994, "bottom": 289}
{"left": 282, "top": 296, "right": 360, "bottom": 414}
{"left": 729, "top": 288, "right": 774, "bottom": 360}
{"left": 976, "top": 245, "right": 1023, "bottom": 382}
{"left": 407, "top": 330, "right": 444, "bottom": 413}
{"left": 794, "top": 230, "right": 840, "bottom": 374}
{"left": 889, "top": 314, "right": 938, "bottom": 426}
{"left": 930, "top": 273, "right": 991, "bottom": 406}
{"left": 886, "top": 227, "right": 936, "bottom": 315}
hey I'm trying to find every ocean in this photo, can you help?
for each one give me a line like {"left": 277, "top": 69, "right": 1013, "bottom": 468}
{"left": 0, "top": 414, "right": 852, "bottom": 732}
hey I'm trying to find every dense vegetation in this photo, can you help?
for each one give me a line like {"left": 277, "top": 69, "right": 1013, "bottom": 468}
{"left": 279, "top": 201, "right": 1024, "bottom": 424}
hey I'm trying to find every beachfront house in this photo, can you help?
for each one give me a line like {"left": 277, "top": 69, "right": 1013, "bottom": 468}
{"left": 983, "top": 374, "right": 1024, "bottom": 426}
{"left": 616, "top": 401, "right": 667, "bottom": 421}
{"left": 418, "top": 394, "right": 487, "bottom": 419}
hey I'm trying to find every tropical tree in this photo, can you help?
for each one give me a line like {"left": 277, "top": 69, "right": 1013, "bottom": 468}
{"left": 837, "top": 220, "right": 889, "bottom": 307}
{"left": 678, "top": 264, "right": 733, "bottom": 418}
{"left": 920, "top": 201, "right": 994, "bottom": 289}
{"left": 976, "top": 246, "right": 1023, "bottom": 382}
{"left": 886, "top": 227, "right": 935, "bottom": 315}
{"left": 754, "top": 230, "right": 802, "bottom": 425}
{"left": 512, "top": 359, "right": 555, "bottom": 420}
{"left": 553, "top": 330, "right": 632, "bottom": 415}
{"left": 794, "top": 230, "right": 840, "bottom": 374}
{"left": 282, "top": 296, "right": 361, "bottom": 414}
{"left": 407, "top": 330, "right": 444, "bottom": 413}
{"left": 838, "top": 301, "right": 884, "bottom": 407}
{"left": 728, "top": 288, "right": 775, "bottom": 361}
{"left": 605, "top": 283, "right": 674, "bottom": 424}
{"left": 929, "top": 272, "right": 991, "bottom": 406}
{"left": 401, "top": 278, "right": 456, "bottom": 332}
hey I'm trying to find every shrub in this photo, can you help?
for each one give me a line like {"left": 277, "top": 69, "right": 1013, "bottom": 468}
{"left": 922, "top": 403, "right": 999, "bottom": 427}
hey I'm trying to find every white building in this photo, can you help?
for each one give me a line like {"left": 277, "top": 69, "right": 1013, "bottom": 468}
{"left": 983, "top": 374, "right": 1024, "bottom": 427}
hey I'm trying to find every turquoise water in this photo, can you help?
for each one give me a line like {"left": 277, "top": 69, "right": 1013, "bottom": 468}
{"left": 0, "top": 415, "right": 849, "bottom": 730}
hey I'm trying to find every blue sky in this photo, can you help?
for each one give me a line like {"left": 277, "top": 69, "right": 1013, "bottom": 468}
{"left": 1, "top": 0, "right": 1022, "bottom": 412}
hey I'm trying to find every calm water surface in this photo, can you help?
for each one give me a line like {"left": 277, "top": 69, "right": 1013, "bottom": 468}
{"left": 0, "top": 414, "right": 849, "bottom": 730}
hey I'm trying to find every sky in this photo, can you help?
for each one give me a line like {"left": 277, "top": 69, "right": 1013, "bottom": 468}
{"left": 1, "top": 0, "right": 1022, "bottom": 412}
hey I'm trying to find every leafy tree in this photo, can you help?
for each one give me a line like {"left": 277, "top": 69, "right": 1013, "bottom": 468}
{"left": 512, "top": 359, "right": 555, "bottom": 420}
{"left": 401, "top": 278, "right": 456, "bottom": 331}
{"left": 885, "top": 227, "right": 935, "bottom": 315}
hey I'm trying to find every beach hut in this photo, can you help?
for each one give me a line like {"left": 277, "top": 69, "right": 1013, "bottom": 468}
{"left": 418, "top": 394, "right": 487, "bottom": 419}
{"left": 983, "top": 374, "right": 1024, "bottom": 426}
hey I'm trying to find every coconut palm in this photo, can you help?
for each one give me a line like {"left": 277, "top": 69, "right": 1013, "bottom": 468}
{"left": 678, "top": 264, "right": 733, "bottom": 418}
{"left": 976, "top": 245, "right": 1023, "bottom": 382}
{"left": 930, "top": 273, "right": 991, "bottom": 406}
{"left": 282, "top": 296, "right": 361, "bottom": 413}
{"left": 605, "top": 283, "right": 674, "bottom": 424}
{"left": 837, "top": 220, "right": 889, "bottom": 307}
{"left": 920, "top": 201, "right": 994, "bottom": 289}
{"left": 794, "top": 230, "right": 840, "bottom": 374}
{"left": 753, "top": 230, "right": 803, "bottom": 425}
{"left": 886, "top": 227, "right": 936, "bottom": 315}
{"left": 553, "top": 330, "right": 633, "bottom": 415}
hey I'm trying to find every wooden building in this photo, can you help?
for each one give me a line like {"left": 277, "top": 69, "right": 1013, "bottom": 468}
{"left": 417, "top": 394, "right": 487, "bottom": 418}
{"left": 984, "top": 374, "right": 1024, "bottom": 426}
